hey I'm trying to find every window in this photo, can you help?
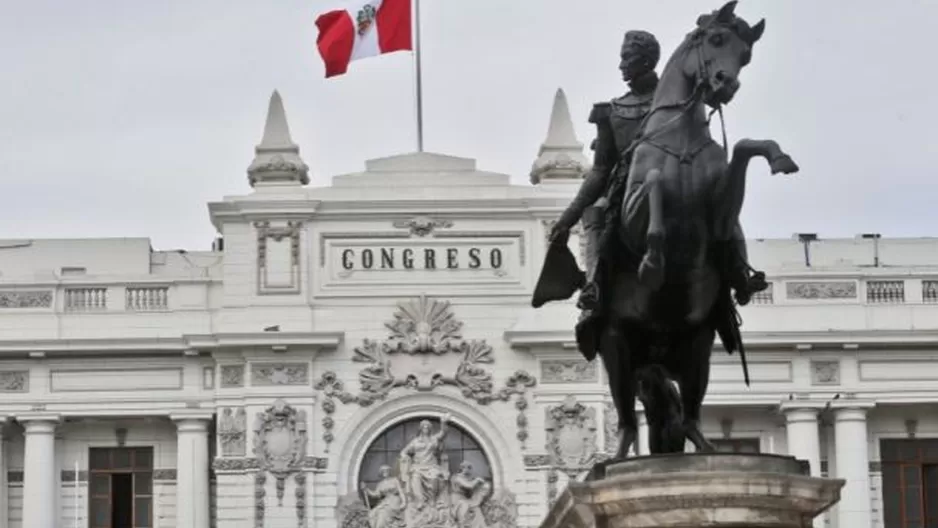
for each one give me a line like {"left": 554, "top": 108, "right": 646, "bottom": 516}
{"left": 89, "top": 447, "right": 153, "bottom": 528}
{"left": 358, "top": 417, "right": 491, "bottom": 490}
{"left": 710, "top": 438, "right": 760, "bottom": 454}
{"left": 881, "top": 439, "right": 938, "bottom": 528}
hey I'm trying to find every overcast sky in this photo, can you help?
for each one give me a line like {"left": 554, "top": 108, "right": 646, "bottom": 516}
{"left": 1, "top": 0, "right": 936, "bottom": 250}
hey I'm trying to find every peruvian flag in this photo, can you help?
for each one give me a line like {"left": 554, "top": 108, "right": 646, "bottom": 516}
{"left": 315, "top": 0, "right": 413, "bottom": 78}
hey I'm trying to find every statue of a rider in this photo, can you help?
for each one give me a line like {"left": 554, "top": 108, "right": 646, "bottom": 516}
{"left": 541, "top": 29, "right": 767, "bottom": 359}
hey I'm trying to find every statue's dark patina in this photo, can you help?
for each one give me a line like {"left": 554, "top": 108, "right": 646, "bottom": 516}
{"left": 534, "top": 1, "right": 799, "bottom": 459}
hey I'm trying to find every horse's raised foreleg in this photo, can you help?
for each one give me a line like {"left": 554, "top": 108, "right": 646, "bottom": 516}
{"left": 677, "top": 326, "right": 717, "bottom": 453}
{"left": 714, "top": 140, "right": 798, "bottom": 304}
{"left": 600, "top": 323, "right": 638, "bottom": 460}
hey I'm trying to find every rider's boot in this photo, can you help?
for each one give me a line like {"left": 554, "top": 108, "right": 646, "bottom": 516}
{"left": 728, "top": 239, "right": 767, "bottom": 306}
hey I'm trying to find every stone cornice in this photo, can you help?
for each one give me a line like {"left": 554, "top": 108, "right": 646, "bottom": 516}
{"left": 0, "top": 331, "right": 344, "bottom": 355}
{"left": 506, "top": 328, "right": 938, "bottom": 351}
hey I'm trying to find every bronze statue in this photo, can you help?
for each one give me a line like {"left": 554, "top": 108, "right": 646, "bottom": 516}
{"left": 534, "top": 1, "right": 799, "bottom": 459}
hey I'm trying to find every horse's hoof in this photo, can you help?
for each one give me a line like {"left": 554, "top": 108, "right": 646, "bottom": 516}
{"left": 770, "top": 154, "right": 799, "bottom": 175}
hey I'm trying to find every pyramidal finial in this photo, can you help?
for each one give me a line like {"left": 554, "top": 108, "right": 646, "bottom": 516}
{"left": 530, "top": 88, "right": 589, "bottom": 184}
{"left": 247, "top": 90, "right": 310, "bottom": 187}
{"left": 544, "top": 88, "right": 580, "bottom": 149}
{"left": 259, "top": 90, "right": 294, "bottom": 149}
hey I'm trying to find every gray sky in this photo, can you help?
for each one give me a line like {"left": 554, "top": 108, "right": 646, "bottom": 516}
{"left": 1, "top": 0, "right": 936, "bottom": 250}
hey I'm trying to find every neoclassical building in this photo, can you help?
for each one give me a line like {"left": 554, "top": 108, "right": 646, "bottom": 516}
{"left": 0, "top": 89, "right": 935, "bottom": 528}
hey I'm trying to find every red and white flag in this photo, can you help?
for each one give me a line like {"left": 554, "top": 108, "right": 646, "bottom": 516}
{"left": 315, "top": 0, "right": 413, "bottom": 78}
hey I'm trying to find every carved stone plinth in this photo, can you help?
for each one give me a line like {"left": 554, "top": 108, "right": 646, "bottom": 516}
{"left": 540, "top": 453, "right": 844, "bottom": 528}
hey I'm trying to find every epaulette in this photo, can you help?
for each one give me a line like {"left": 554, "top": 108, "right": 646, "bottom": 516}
{"left": 588, "top": 102, "right": 612, "bottom": 124}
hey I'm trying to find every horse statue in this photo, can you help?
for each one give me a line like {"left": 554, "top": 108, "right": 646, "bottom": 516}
{"left": 534, "top": 1, "right": 799, "bottom": 460}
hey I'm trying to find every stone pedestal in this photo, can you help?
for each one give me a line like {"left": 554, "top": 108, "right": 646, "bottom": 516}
{"left": 541, "top": 453, "right": 844, "bottom": 528}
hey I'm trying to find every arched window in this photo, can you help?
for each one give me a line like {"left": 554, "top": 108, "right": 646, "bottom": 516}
{"left": 358, "top": 417, "right": 492, "bottom": 490}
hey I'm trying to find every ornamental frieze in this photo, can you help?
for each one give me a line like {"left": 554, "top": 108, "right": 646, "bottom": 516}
{"left": 0, "top": 290, "right": 53, "bottom": 309}
{"left": 313, "top": 295, "right": 537, "bottom": 451}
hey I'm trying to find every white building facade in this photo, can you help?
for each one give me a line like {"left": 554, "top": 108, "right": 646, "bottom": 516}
{"left": 0, "top": 90, "right": 935, "bottom": 528}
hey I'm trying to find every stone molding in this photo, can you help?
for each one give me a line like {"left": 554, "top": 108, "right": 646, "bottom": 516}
{"left": 255, "top": 221, "right": 302, "bottom": 295}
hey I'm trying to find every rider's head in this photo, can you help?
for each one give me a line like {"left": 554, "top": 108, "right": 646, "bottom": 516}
{"left": 619, "top": 30, "right": 660, "bottom": 82}
{"left": 459, "top": 461, "right": 473, "bottom": 475}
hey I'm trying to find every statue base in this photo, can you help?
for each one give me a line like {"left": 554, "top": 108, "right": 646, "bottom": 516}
{"left": 540, "top": 453, "right": 844, "bottom": 528}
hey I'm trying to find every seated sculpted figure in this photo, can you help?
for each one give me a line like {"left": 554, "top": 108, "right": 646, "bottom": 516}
{"left": 450, "top": 461, "right": 491, "bottom": 528}
{"left": 360, "top": 465, "right": 406, "bottom": 528}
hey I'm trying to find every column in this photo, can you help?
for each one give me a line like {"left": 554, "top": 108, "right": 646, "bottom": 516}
{"left": 834, "top": 405, "right": 873, "bottom": 528}
{"left": 637, "top": 410, "right": 651, "bottom": 455}
{"left": 19, "top": 415, "right": 60, "bottom": 528}
{"left": 781, "top": 404, "right": 822, "bottom": 527}
{"left": 0, "top": 418, "right": 7, "bottom": 528}
{"left": 173, "top": 413, "right": 212, "bottom": 528}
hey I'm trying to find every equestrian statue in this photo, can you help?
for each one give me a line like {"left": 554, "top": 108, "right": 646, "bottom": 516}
{"left": 533, "top": 1, "right": 799, "bottom": 459}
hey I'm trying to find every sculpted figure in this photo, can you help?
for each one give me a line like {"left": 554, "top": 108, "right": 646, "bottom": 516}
{"left": 534, "top": 1, "right": 799, "bottom": 459}
{"left": 360, "top": 465, "right": 406, "bottom": 528}
{"left": 549, "top": 29, "right": 661, "bottom": 312}
{"left": 399, "top": 414, "right": 451, "bottom": 510}
{"left": 450, "top": 461, "right": 491, "bottom": 528}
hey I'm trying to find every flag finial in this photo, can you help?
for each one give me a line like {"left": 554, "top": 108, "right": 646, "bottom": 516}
{"left": 247, "top": 90, "right": 310, "bottom": 187}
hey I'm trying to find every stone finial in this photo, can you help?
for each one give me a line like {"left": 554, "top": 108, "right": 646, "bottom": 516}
{"left": 530, "top": 88, "right": 589, "bottom": 184}
{"left": 247, "top": 90, "right": 310, "bottom": 187}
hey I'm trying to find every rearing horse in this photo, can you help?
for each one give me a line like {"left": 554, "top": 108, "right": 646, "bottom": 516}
{"left": 602, "top": 1, "right": 799, "bottom": 458}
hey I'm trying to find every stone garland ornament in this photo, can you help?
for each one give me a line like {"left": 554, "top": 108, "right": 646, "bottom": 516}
{"left": 253, "top": 399, "right": 308, "bottom": 528}
{"left": 0, "top": 290, "right": 53, "bottom": 309}
{"left": 542, "top": 397, "right": 599, "bottom": 508}
{"left": 220, "top": 365, "right": 245, "bottom": 388}
{"left": 392, "top": 215, "right": 454, "bottom": 237}
{"left": 313, "top": 295, "right": 537, "bottom": 451}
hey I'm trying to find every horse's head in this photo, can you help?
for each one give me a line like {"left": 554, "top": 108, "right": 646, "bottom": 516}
{"left": 681, "top": 1, "right": 765, "bottom": 108}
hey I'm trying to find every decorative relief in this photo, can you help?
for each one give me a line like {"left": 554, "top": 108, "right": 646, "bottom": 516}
{"left": 786, "top": 281, "right": 857, "bottom": 300}
{"left": 213, "top": 458, "right": 261, "bottom": 471}
{"left": 0, "top": 371, "right": 28, "bottom": 392}
{"left": 811, "top": 361, "right": 841, "bottom": 386}
{"left": 255, "top": 472, "right": 267, "bottom": 528}
{"left": 295, "top": 472, "right": 308, "bottom": 527}
{"left": 540, "top": 359, "right": 598, "bottom": 384}
{"left": 220, "top": 365, "right": 245, "bottom": 388}
{"left": 603, "top": 401, "right": 619, "bottom": 455}
{"left": 219, "top": 408, "right": 247, "bottom": 456}
{"left": 335, "top": 415, "right": 519, "bottom": 528}
{"left": 314, "top": 295, "right": 537, "bottom": 451}
{"left": 251, "top": 363, "right": 309, "bottom": 386}
{"left": 254, "top": 399, "right": 308, "bottom": 507}
{"left": 523, "top": 454, "right": 551, "bottom": 467}
{"left": 0, "top": 290, "right": 53, "bottom": 308}
{"left": 392, "top": 216, "right": 454, "bottom": 237}
{"left": 255, "top": 220, "right": 302, "bottom": 295}
{"left": 545, "top": 396, "right": 598, "bottom": 473}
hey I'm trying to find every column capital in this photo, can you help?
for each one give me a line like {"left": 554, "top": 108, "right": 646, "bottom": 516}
{"left": 16, "top": 414, "right": 60, "bottom": 434}
{"left": 832, "top": 401, "right": 875, "bottom": 422}
{"left": 171, "top": 411, "right": 213, "bottom": 433}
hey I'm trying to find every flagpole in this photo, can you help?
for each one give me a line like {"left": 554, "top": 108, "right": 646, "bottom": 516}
{"left": 414, "top": 0, "right": 425, "bottom": 152}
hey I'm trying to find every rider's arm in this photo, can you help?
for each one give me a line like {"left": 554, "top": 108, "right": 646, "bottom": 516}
{"left": 555, "top": 103, "right": 615, "bottom": 232}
